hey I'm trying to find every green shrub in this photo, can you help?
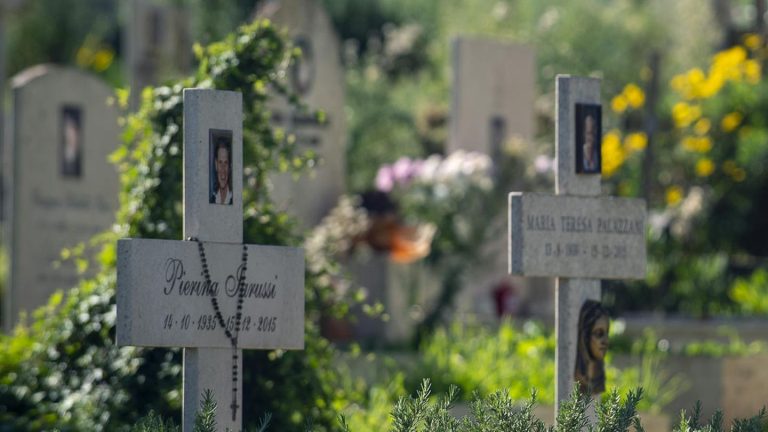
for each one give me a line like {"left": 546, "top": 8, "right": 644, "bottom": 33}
{"left": 138, "top": 382, "right": 768, "bottom": 432}
{"left": 411, "top": 319, "right": 682, "bottom": 413}
{"left": 730, "top": 269, "right": 768, "bottom": 315}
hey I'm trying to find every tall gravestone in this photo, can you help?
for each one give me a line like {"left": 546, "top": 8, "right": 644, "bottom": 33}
{"left": 449, "top": 37, "right": 536, "bottom": 157}
{"left": 448, "top": 37, "right": 541, "bottom": 320}
{"left": 125, "top": 0, "right": 192, "bottom": 109}
{"left": 255, "top": 0, "right": 346, "bottom": 227}
{"left": 4, "top": 65, "right": 120, "bottom": 330}
{"left": 508, "top": 75, "right": 647, "bottom": 418}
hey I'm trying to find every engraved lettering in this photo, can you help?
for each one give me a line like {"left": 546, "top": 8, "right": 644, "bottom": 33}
{"left": 561, "top": 215, "right": 593, "bottom": 233}
{"left": 527, "top": 214, "right": 556, "bottom": 231}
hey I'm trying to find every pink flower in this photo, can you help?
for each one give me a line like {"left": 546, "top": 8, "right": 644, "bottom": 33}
{"left": 375, "top": 165, "right": 395, "bottom": 192}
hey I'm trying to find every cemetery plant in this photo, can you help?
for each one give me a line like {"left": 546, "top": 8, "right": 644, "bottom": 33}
{"left": 0, "top": 19, "right": 362, "bottom": 432}
{"left": 130, "top": 380, "right": 768, "bottom": 431}
{"left": 603, "top": 34, "right": 768, "bottom": 317}
{"left": 361, "top": 380, "right": 766, "bottom": 432}
{"left": 409, "top": 319, "right": 681, "bottom": 413}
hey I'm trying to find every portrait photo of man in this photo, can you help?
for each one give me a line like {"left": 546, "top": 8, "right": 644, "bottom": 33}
{"left": 575, "top": 103, "right": 602, "bottom": 174}
{"left": 209, "top": 129, "right": 233, "bottom": 205}
{"left": 61, "top": 106, "right": 83, "bottom": 178}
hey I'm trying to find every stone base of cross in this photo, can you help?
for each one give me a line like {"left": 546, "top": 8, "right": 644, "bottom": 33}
{"left": 116, "top": 90, "right": 305, "bottom": 431}
{"left": 508, "top": 76, "right": 647, "bottom": 418}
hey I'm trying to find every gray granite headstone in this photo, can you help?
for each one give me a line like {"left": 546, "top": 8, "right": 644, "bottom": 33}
{"left": 256, "top": 0, "right": 347, "bottom": 227}
{"left": 4, "top": 65, "right": 119, "bottom": 331}
{"left": 449, "top": 37, "right": 535, "bottom": 157}
{"left": 448, "top": 37, "right": 537, "bottom": 321}
{"left": 508, "top": 76, "right": 647, "bottom": 418}
{"left": 124, "top": 0, "right": 192, "bottom": 109}
{"left": 116, "top": 89, "right": 305, "bottom": 432}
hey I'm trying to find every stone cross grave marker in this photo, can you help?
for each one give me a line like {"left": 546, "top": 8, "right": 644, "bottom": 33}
{"left": 508, "top": 76, "right": 646, "bottom": 416}
{"left": 116, "top": 89, "right": 305, "bottom": 432}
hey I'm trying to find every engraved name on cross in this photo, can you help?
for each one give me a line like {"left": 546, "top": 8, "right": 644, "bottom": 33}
{"left": 116, "top": 89, "right": 305, "bottom": 432}
{"left": 508, "top": 76, "right": 647, "bottom": 417}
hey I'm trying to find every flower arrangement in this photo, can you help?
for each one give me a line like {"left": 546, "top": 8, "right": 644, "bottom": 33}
{"left": 371, "top": 151, "right": 494, "bottom": 262}
{"left": 307, "top": 150, "right": 494, "bottom": 267}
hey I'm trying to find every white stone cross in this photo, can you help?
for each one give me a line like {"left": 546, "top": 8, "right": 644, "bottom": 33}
{"left": 508, "top": 76, "right": 646, "bottom": 416}
{"left": 116, "top": 89, "right": 305, "bottom": 432}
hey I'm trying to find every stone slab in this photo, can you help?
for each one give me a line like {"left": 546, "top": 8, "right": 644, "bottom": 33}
{"left": 509, "top": 192, "right": 646, "bottom": 279}
{"left": 5, "top": 65, "right": 119, "bottom": 330}
{"left": 116, "top": 238, "right": 304, "bottom": 349}
{"left": 449, "top": 37, "right": 536, "bottom": 157}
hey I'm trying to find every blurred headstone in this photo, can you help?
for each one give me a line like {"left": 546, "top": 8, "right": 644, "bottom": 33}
{"left": 448, "top": 37, "right": 539, "bottom": 322}
{"left": 449, "top": 37, "right": 535, "bottom": 158}
{"left": 4, "top": 65, "right": 120, "bottom": 330}
{"left": 125, "top": 0, "right": 192, "bottom": 109}
{"left": 255, "top": 0, "right": 347, "bottom": 227}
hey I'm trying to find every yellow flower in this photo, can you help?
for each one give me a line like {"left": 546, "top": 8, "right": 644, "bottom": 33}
{"left": 671, "top": 73, "right": 688, "bottom": 95}
{"left": 743, "top": 59, "right": 761, "bottom": 84}
{"left": 92, "top": 49, "right": 114, "bottom": 72}
{"left": 699, "top": 72, "right": 724, "bottom": 98}
{"left": 687, "top": 68, "right": 706, "bottom": 86}
{"left": 601, "top": 130, "right": 625, "bottom": 177}
{"left": 713, "top": 46, "right": 747, "bottom": 68}
{"left": 682, "top": 136, "right": 712, "bottom": 153}
{"left": 623, "top": 83, "right": 645, "bottom": 108}
{"left": 611, "top": 94, "right": 628, "bottom": 113}
{"left": 694, "top": 118, "right": 711, "bottom": 135}
{"left": 695, "top": 158, "right": 715, "bottom": 177}
{"left": 666, "top": 186, "right": 684, "bottom": 206}
{"left": 744, "top": 33, "right": 762, "bottom": 50}
{"left": 712, "top": 46, "right": 747, "bottom": 82}
{"left": 721, "top": 112, "right": 743, "bottom": 132}
{"left": 624, "top": 132, "right": 647, "bottom": 152}
{"left": 672, "top": 102, "right": 702, "bottom": 128}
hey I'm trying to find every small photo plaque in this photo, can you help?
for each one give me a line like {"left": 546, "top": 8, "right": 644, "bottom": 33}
{"left": 575, "top": 103, "right": 602, "bottom": 174}
{"left": 209, "top": 129, "right": 233, "bottom": 205}
{"left": 61, "top": 105, "right": 83, "bottom": 178}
